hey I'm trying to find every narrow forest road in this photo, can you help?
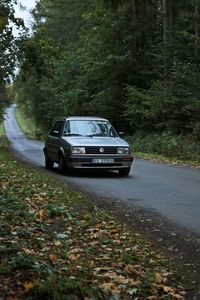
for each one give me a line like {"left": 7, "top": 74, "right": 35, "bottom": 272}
{"left": 4, "top": 105, "right": 200, "bottom": 294}
{"left": 4, "top": 105, "right": 200, "bottom": 235}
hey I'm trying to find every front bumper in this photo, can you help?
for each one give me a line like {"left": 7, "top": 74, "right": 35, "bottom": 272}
{"left": 65, "top": 154, "right": 133, "bottom": 169}
{"left": 65, "top": 155, "right": 133, "bottom": 170}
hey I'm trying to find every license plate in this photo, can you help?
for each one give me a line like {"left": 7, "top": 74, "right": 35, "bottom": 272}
{"left": 92, "top": 158, "right": 114, "bottom": 164}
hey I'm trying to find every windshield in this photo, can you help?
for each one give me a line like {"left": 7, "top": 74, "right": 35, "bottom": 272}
{"left": 63, "top": 120, "right": 118, "bottom": 137}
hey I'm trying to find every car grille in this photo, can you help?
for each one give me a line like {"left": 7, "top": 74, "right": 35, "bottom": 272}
{"left": 85, "top": 146, "right": 118, "bottom": 154}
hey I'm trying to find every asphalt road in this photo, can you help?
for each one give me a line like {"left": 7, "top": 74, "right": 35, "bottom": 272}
{"left": 4, "top": 105, "right": 200, "bottom": 235}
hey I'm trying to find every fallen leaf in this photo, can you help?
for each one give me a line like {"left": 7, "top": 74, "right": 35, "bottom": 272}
{"left": 69, "top": 253, "right": 80, "bottom": 261}
{"left": 154, "top": 253, "right": 161, "bottom": 259}
{"left": 125, "top": 264, "right": 134, "bottom": 274}
{"left": 169, "top": 293, "right": 184, "bottom": 300}
{"left": 161, "top": 285, "right": 174, "bottom": 293}
{"left": 110, "top": 228, "right": 119, "bottom": 234}
{"left": 49, "top": 254, "right": 57, "bottom": 262}
{"left": 22, "top": 248, "right": 32, "bottom": 254}
{"left": 54, "top": 240, "right": 62, "bottom": 246}
{"left": 155, "top": 272, "right": 163, "bottom": 284}
{"left": 38, "top": 209, "right": 44, "bottom": 220}
{"left": 90, "top": 260, "right": 96, "bottom": 268}
{"left": 115, "top": 275, "right": 129, "bottom": 284}
{"left": 99, "top": 282, "right": 121, "bottom": 294}
{"left": 24, "top": 281, "right": 34, "bottom": 292}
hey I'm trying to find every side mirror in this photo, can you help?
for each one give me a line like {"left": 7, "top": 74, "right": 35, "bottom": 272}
{"left": 52, "top": 130, "right": 59, "bottom": 137}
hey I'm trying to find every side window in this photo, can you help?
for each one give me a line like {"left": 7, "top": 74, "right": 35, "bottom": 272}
{"left": 63, "top": 120, "right": 70, "bottom": 135}
{"left": 50, "top": 121, "right": 63, "bottom": 137}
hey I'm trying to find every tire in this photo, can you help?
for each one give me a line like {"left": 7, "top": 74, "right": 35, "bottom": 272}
{"left": 45, "top": 155, "right": 54, "bottom": 169}
{"left": 58, "top": 155, "right": 67, "bottom": 174}
{"left": 118, "top": 167, "right": 130, "bottom": 176}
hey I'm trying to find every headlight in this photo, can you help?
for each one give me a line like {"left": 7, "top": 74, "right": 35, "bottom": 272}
{"left": 72, "top": 146, "right": 86, "bottom": 154}
{"left": 117, "top": 147, "right": 130, "bottom": 154}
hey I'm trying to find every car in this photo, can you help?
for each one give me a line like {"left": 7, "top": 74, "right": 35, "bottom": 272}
{"left": 43, "top": 116, "right": 133, "bottom": 176}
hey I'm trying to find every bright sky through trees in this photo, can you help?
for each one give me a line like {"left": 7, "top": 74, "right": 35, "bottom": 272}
{"left": 13, "top": 0, "right": 36, "bottom": 35}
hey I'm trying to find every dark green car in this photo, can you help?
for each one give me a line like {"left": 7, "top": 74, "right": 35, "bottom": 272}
{"left": 43, "top": 116, "right": 133, "bottom": 175}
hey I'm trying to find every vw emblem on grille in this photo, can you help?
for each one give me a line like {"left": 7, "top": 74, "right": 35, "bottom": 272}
{"left": 99, "top": 147, "right": 104, "bottom": 153}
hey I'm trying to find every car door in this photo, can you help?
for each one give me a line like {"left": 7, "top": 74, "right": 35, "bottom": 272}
{"left": 46, "top": 121, "right": 64, "bottom": 162}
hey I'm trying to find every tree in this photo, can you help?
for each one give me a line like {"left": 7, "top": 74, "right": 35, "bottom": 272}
{"left": 13, "top": 0, "right": 200, "bottom": 139}
{"left": 0, "top": 0, "right": 24, "bottom": 120}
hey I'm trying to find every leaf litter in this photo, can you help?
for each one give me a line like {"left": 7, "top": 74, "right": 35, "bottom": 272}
{"left": 0, "top": 149, "right": 187, "bottom": 299}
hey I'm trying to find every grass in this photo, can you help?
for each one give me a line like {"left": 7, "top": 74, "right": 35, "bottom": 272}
{"left": 0, "top": 139, "right": 187, "bottom": 299}
{"left": 133, "top": 151, "right": 200, "bottom": 168}
{"left": 0, "top": 123, "right": 4, "bottom": 135}
{"left": 0, "top": 123, "right": 9, "bottom": 147}
{"left": 15, "top": 107, "right": 43, "bottom": 139}
{"left": 127, "top": 133, "right": 200, "bottom": 168}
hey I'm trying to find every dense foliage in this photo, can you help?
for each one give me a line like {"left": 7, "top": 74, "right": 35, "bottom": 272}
{"left": 13, "top": 0, "right": 200, "bottom": 140}
{"left": 0, "top": 0, "right": 24, "bottom": 120}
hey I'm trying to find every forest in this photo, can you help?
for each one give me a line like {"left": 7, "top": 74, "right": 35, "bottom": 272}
{"left": 1, "top": 0, "right": 200, "bottom": 161}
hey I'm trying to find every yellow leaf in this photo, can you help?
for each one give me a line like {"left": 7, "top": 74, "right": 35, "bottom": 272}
{"left": 38, "top": 209, "right": 44, "bottom": 220}
{"left": 155, "top": 272, "right": 163, "bottom": 284}
{"left": 24, "top": 281, "right": 34, "bottom": 292}
{"left": 162, "top": 285, "right": 174, "bottom": 293}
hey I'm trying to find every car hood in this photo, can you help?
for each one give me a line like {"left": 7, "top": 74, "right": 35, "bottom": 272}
{"left": 62, "top": 136, "right": 129, "bottom": 147}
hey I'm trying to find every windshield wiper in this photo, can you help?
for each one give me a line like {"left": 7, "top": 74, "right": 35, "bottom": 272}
{"left": 64, "top": 133, "right": 83, "bottom": 136}
{"left": 85, "top": 134, "right": 106, "bottom": 137}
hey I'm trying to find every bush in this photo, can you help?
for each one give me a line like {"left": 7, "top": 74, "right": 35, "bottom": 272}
{"left": 128, "top": 132, "right": 200, "bottom": 163}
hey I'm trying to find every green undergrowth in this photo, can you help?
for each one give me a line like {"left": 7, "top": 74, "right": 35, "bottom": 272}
{"left": 128, "top": 133, "right": 200, "bottom": 168}
{"left": 15, "top": 105, "right": 200, "bottom": 168}
{"left": 15, "top": 107, "right": 44, "bottom": 140}
{"left": 0, "top": 123, "right": 9, "bottom": 147}
{"left": 0, "top": 123, "right": 4, "bottom": 135}
{"left": 0, "top": 143, "right": 187, "bottom": 299}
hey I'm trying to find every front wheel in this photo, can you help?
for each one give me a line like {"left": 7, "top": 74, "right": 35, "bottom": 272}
{"left": 45, "top": 155, "right": 54, "bottom": 169}
{"left": 58, "top": 155, "right": 67, "bottom": 174}
{"left": 118, "top": 167, "right": 130, "bottom": 176}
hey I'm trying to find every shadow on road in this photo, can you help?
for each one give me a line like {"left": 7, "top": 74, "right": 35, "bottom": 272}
{"left": 47, "top": 166, "right": 133, "bottom": 179}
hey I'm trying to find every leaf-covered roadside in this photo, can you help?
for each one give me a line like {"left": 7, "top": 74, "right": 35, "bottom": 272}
{"left": 0, "top": 147, "right": 186, "bottom": 299}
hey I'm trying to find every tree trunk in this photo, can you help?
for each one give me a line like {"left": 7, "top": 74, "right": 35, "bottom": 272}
{"left": 132, "top": 0, "right": 139, "bottom": 64}
{"left": 162, "top": 0, "right": 174, "bottom": 80}
{"left": 195, "top": 0, "right": 199, "bottom": 61}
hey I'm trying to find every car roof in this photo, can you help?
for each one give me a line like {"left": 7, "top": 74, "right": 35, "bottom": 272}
{"left": 65, "top": 116, "right": 108, "bottom": 121}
